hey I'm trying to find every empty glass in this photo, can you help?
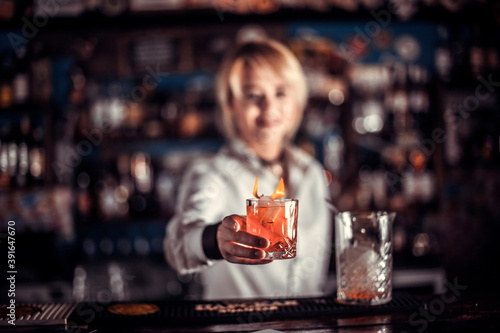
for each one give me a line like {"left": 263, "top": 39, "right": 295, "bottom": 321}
{"left": 335, "top": 211, "right": 396, "bottom": 305}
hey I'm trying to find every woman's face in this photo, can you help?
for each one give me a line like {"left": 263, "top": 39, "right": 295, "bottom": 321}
{"left": 231, "top": 65, "right": 297, "bottom": 148}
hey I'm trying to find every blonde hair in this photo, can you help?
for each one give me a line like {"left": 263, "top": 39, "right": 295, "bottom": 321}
{"left": 215, "top": 38, "right": 308, "bottom": 140}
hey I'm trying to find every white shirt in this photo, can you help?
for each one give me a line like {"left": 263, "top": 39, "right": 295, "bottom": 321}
{"left": 164, "top": 139, "right": 333, "bottom": 300}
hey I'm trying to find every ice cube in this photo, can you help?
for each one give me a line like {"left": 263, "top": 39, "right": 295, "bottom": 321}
{"left": 258, "top": 195, "right": 272, "bottom": 202}
{"left": 342, "top": 247, "right": 379, "bottom": 275}
{"left": 340, "top": 246, "right": 382, "bottom": 296}
{"left": 257, "top": 196, "right": 282, "bottom": 207}
{"left": 256, "top": 195, "right": 284, "bottom": 225}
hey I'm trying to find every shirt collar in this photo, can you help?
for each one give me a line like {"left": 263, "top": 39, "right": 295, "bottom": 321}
{"left": 223, "top": 138, "right": 315, "bottom": 177}
{"left": 223, "top": 139, "right": 262, "bottom": 172}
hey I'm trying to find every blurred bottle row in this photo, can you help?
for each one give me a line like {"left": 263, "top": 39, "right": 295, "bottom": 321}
{"left": 1, "top": 16, "right": 499, "bottom": 279}
{"left": 0, "top": 0, "right": 491, "bottom": 22}
{"left": 0, "top": 115, "right": 45, "bottom": 188}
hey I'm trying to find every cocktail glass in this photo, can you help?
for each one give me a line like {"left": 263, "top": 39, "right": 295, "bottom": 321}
{"left": 245, "top": 198, "right": 298, "bottom": 260}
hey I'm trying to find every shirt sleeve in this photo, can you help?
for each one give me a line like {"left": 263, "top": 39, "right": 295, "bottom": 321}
{"left": 163, "top": 160, "right": 226, "bottom": 275}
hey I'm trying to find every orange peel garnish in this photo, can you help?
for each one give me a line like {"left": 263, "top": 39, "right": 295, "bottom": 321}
{"left": 270, "top": 178, "right": 285, "bottom": 200}
{"left": 253, "top": 177, "right": 285, "bottom": 200}
{"left": 253, "top": 177, "right": 262, "bottom": 198}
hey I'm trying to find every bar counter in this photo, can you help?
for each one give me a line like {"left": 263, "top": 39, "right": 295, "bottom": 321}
{"left": 2, "top": 289, "right": 500, "bottom": 332}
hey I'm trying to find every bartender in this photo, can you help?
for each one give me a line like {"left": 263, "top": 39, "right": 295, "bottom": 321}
{"left": 164, "top": 37, "right": 332, "bottom": 300}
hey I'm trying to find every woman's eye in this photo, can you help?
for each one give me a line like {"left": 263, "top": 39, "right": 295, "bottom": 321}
{"left": 246, "top": 93, "right": 262, "bottom": 101}
{"left": 277, "top": 90, "right": 287, "bottom": 98}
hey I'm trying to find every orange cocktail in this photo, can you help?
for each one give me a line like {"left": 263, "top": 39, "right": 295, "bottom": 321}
{"left": 245, "top": 197, "right": 298, "bottom": 260}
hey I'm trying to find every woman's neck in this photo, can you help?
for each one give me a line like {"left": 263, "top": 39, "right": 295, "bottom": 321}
{"left": 248, "top": 141, "right": 284, "bottom": 163}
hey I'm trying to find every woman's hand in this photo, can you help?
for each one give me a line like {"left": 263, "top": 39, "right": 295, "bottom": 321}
{"left": 217, "top": 215, "right": 273, "bottom": 265}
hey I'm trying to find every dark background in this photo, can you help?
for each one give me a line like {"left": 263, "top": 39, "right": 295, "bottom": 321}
{"left": 1, "top": 0, "right": 499, "bottom": 303}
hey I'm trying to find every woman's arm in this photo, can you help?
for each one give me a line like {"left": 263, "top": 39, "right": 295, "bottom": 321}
{"left": 163, "top": 161, "right": 225, "bottom": 274}
{"left": 164, "top": 161, "right": 271, "bottom": 275}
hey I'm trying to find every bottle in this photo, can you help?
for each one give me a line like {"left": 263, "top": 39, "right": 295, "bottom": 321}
{"left": 0, "top": 73, "right": 14, "bottom": 109}
{"left": 6, "top": 120, "right": 19, "bottom": 188}
{"left": 29, "top": 117, "right": 45, "bottom": 186}
{"left": 16, "top": 115, "right": 30, "bottom": 187}
{"left": 0, "top": 122, "right": 12, "bottom": 188}
{"left": 13, "top": 51, "right": 30, "bottom": 105}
